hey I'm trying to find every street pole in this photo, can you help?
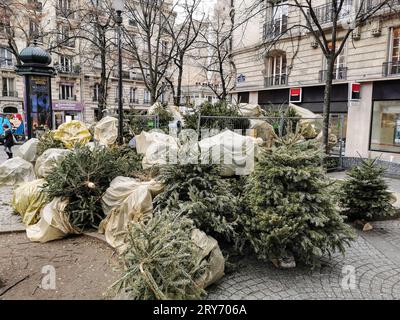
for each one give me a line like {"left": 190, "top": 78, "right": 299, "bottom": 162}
{"left": 115, "top": 9, "right": 124, "bottom": 145}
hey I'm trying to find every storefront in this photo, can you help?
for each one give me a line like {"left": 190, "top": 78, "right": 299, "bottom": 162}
{"left": 52, "top": 101, "right": 83, "bottom": 128}
{"left": 369, "top": 80, "right": 400, "bottom": 155}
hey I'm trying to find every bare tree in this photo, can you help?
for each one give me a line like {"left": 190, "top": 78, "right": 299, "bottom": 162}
{"left": 259, "top": 0, "right": 397, "bottom": 153}
{"left": 123, "top": 0, "right": 177, "bottom": 105}
{"left": 163, "top": 0, "right": 205, "bottom": 106}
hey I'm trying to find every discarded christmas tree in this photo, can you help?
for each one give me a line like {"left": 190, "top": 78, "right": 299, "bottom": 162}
{"left": 43, "top": 145, "right": 143, "bottom": 231}
{"left": 111, "top": 211, "right": 206, "bottom": 300}
{"left": 154, "top": 164, "right": 239, "bottom": 245}
{"left": 340, "top": 158, "right": 395, "bottom": 221}
{"left": 243, "top": 136, "right": 355, "bottom": 267}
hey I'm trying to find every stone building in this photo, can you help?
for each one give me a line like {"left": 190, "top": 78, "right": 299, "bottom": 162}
{"left": 229, "top": 0, "right": 400, "bottom": 162}
{"left": 0, "top": 0, "right": 174, "bottom": 130}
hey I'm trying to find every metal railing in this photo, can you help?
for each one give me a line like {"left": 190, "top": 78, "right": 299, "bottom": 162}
{"left": 309, "top": 0, "right": 354, "bottom": 25}
{"left": 263, "top": 17, "right": 288, "bottom": 40}
{"left": 196, "top": 114, "right": 345, "bottom": 169}
{"left": 2, "top": 91, "right": 18, "bottom": 97}
{"left": 264, "top": 74, "right": 288, "bottom": 87}
{"left": 129, "top": 98, "right": 139, "bottom": 104}
{"left": 0, "top": 61, "right": 13, "bottom": 68}
{"left": 319, "top": 67, "right": 347, "bottom": 82}
{"left": 59, "top": 95, "right": 77, "bottom": 101}
{"left": 382, "top": 61, "right": 400, "bottom": 76}
{"left": 58, "top": 66, "right": 80, "bottom": 75}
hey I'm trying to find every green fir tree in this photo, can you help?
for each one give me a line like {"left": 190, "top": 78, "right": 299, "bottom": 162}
{"left": 243, "top": 138, "right": 355, "bottom": 267}
{"left": 340, "top": 158, "right": 395, "bottom": 221}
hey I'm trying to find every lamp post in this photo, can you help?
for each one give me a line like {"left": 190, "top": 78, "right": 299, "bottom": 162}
{"left": 113, "top": 0, "right": 124, "bottom": 145}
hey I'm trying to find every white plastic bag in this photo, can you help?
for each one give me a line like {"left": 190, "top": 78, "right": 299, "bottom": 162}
{"left": 35, "top": 148, "right": 71, "bottom": 178}
{"left": 192, "top": 229, "right": 225, "bottom": 289}
{"left": 0, "top": 157, "right": 35, "bottom": 186}
{"left": 93, "top": 116, "right": 118, "bottom": 146}
{"left": 99, "top": 177, "right": 163, "bottom": 250}
{"left": 198, "top": 130, "right": 259, "bottom": 176}
{"left": 15, "top": 138, "right": 39, "bottom": 162}
{"left": 26, "top": 197, "right": 80, "bottom": 243}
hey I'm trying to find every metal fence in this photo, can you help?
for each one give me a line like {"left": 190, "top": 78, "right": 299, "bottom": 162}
{"left": 196, "top": 114, "right": 346, "bottom": 170}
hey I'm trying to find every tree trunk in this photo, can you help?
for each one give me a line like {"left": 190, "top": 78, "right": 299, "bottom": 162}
{"left": 322, "top": 55, "right": 335, "bottom": 154}
{"left": 98, "top": 46, "right": 107, "bottom": 121}
{"left": 176, "top": 60, "right": 184, "bottom": 106}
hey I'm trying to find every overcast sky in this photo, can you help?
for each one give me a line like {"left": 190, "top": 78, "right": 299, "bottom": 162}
{"left": 175, "top": 0, "right": 217, "bottom": 22}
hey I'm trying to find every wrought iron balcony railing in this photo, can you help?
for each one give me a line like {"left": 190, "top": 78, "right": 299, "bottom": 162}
{"left": 264, "top": 74, "right": 288, "bottom": 87}
{"left": 383, "top": 61, "right": 400, "bottom": 76}
{"left": 129, "top": 98, "right": 139, "bottom": 104}
{"left": 263, "top": 17, "right": 288, "bottom": 40}
{"left": 59, "top": 95, "right": 77, "bottom": 101}
{"left": 2, "top": 91, "right": 18, "bottom": 97}
{"left": 319, "top": 67, "right": 347, "bottom": 82}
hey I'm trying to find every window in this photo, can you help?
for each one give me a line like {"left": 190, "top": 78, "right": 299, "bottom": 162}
{"left": 385, "top": 27, "right": 400, "bottom": 76}
{"left": 0, "top": 47, "right": 13, "bottom": 67}
{"left": 93, "top": 83, "right": 100, "bottom": 101}
{"left": 60, "top": 55, "right": 73, "bottom": 72}
{"left": 59, "top": 84, "right": 74, "bottom": 100}
{"left": 320, "top": 41, "right": 347, "bottom": 81}
{"left": 370, "top": 101, "right": 400, "bottom": 153}
{"left": 265, "top": 53, "right": 287, "bottom": 86}
{"left": 144, "top": 89, "right": 150, "bottom": 104}
{"left": 2, "top": 78, "right": 15, "bottom": 97}
{"left": 129, "top": 87, "right": 137, "bottom": 103}
{"left": 264, "top": 0, "right": 288, "bottom": 39}
{"left": 29, "top": 19, "right": 39, "bottom": 38}
{"left": 59, "top": 25, "right": 74, "bottom": 47}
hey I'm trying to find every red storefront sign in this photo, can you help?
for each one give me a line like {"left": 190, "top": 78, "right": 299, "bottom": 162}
{"left": 289, "top": 87, "right": 302, "bottom": 103}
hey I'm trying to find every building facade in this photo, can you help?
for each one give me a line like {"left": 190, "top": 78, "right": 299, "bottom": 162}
{"left": 230, "top": 0, "right": 400, "bottom": 162}
{"left": 0, "top": 0, "right": 173, "bottom": 131}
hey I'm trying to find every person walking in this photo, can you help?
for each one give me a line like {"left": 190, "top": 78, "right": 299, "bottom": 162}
{"left": 3, "top": 124, "right": 15, "bottom": 159}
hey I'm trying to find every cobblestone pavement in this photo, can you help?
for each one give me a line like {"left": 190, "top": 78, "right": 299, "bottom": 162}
{"left": 207, "top": 222, "right": 400, "bottom": 300}
{"left": 2, "top": 147, "right": 400, "bottom": 299}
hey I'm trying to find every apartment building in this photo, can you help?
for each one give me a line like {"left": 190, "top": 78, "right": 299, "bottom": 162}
{"left": 230, "top": 0, "right": 400, "bottom": 162}
{"left": 0, "top": 0, "right": 173, "bottom": 130}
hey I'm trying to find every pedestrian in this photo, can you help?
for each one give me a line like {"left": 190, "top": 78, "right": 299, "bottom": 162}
{"left": 3, "top": 124, "right": 16, "bottom": 159}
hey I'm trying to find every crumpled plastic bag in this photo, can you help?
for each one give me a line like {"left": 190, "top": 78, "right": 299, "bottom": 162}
{"left": 198, "top": 130, "right": 259, "bottom": 176}
{"left": 0, "top": 157, "right": 35, "bottom": 186}
{"left": 135, "top": 131, "right": 180, "bottom": 169}
{"left": 192, "top": 228, "right": 225, "bottom": 289}
{"left": 238, "top": 103, "right": 263, "bottom": 117}
{"left": 249, "top": 120, "right": 277, "bottom": 148}
{"left": 26, "top": 197, "right": 80, "bottom": 243}
{"left": 12, "top": 179, "right": 47, "bottom": 225}
{"left": 53, "top": 120, "right": 92, "bottom": 149}
{"left": 15, "top": 138, "right": 39, "bottom": 162}
{"left": 94, "top": 116, "right": 118, "bottom": 146}
{"left": 35, "top": 148, "right": 71, "bottom": 178}
{"left": 99, "top": 177, "right": 163, "bottom": 250}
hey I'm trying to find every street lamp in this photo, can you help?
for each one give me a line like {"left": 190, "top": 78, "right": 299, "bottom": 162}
{"left": 113, "top": 0, "right": 124, "bottom": 145}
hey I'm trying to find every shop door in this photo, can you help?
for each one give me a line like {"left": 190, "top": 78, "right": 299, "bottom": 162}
{"left": 53, "top": 112, "right": 64, "bottom": 129}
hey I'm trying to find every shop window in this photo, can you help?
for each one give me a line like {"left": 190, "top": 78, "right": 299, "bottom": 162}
{"left": 370, "top": 101, "right": 400, "bottom": 153}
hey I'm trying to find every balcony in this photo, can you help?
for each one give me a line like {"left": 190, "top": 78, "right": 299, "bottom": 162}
{"left": 113, "top": 70, "right": 131, "bottom": 79}
{"left": 143, "top": 99, "right": 151, "bottom": 104}
{"left": 383, "top": 62, "right": 400, "bottom": 77}
{"left": 129, "top": 98, "right": 139, "bottom": 104}
{"left": 264, "top": 74, "right": 288, "bottom": 87}
{"left": 57, "top": 66, "right": 80, "bottom": 76}
{"left": 309, "top": 1, "right": 356, "bottom": 26}
{"left": 2, "top": 91, "right": 18, "bottom": 97}
{"left": 319, "top": 67, "right": 347, "bottom": 82}
{"left": 263, "top": 17, "right": 287, "bottom": 41}
{"left": 0, "top": 61, "right": 14, "bottom": 69}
